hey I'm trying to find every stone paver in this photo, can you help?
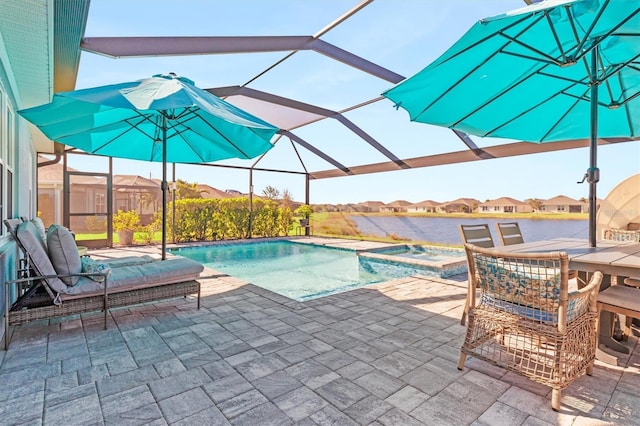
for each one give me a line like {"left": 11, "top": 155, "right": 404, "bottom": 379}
{"left": 1, "top": 241, "right": 639, "bottom": 425}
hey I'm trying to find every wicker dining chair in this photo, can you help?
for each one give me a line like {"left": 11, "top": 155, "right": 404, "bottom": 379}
{"left": 458, "top": 243, "right": 602, "bottom": 411}
{"left": 458, "top": 223, "right": 495, "bottom": 248}
{"left": 458, "top": 224, "right": 495, "bottom": 325}
{"left": 601, "top": 228, "right": 640, "bottom": 339}
{"left": 495, "top": 222, "right": 524, "bottom": 246}
{"left": 603, "top": 228, "right": 640, "bottom": 243}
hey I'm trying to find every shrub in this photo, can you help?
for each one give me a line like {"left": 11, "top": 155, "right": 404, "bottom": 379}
{"left": 113, "top": 209, "right": 140, "bottom": 232}
{"left": 86, "top": 216, "right": 107, "bottom": 232}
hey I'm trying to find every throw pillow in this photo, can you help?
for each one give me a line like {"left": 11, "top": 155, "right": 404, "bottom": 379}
{"left": 80, "top": 257, "right": 112, "bottom": 282}
{"left": 47, "top": 224, "right": 82, "bottom": 286}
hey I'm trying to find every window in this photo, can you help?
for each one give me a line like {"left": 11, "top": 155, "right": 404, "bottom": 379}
{"left": 6, "top": 108, "right": 13, "bottom": 168}
{"left": 95, "top": 193, "right": 106, "bottom": 213}
{"left": 7, "top": 170, "right": 12, "bottom": 220}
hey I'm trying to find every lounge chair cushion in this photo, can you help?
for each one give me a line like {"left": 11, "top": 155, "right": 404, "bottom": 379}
{"left": 16, "top": 221, "right": 68, "bottom": 293}
{"left": 63, "top": 257, "right": 204, "bottom": 296}
{"left": 30, "top": 217, "right": 48, "bottom": 246}
{"left": 102, "top": 255, "right": 156, "bottom": 268}
{"left": 47, "top": 224, "right": 82, "bottom": 286}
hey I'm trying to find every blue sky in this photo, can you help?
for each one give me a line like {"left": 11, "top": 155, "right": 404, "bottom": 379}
{"left": 68, "top": 0, "right": 640, "bottom": 205}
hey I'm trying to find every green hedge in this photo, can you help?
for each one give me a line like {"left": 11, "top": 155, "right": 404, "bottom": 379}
{"left": 165, "top": 197, "right": 294, "bottom": 242}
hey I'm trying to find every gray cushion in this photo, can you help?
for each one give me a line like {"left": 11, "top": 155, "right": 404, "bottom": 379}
{"left": 64, "top": 257, "right": 204, "bottom": 295}
{"left": 30, "top": 217, "right": 47, "bottom": 246}
{"left": 16, "top": 221, "right": 67, "bottom": 293}
{"left": 102, "top": 255, "right": 156, "bottom": 268}
{"left": 47, "top": 224, "right": 82, "bottom": 286}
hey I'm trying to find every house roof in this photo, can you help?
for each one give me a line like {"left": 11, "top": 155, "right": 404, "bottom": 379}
{"left": 113, "top": 175, "right": 159, "bottom": 189}
{"left": 411, "top": 200, "right": 441, "bottom": 207}
{"left": 543, "top": 195, "right": 581, "bottom": 205}
{"left": 196, "top": 184, "right": 235, "bottom": 199}
{"left": 384, "top": 200, "right": 412, "bottom": 207}
{"left": 443, "top": 198, "right": 479, "bottom": 206}
{"left": 37, "top": 158, "right": 102, "bottom": 185}
{"left": 481, "top": 197, "right": 527, "bottom": 206}
{"left": 359, "top": 201, "right": 385, "bottom": 208}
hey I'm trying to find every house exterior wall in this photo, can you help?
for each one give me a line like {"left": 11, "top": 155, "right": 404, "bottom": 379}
{"left": 478, "top": 203, "right": 534, "bottom": 213}
{"left": 407, "top": 206, "right": 437, "bottom": 213}
{"left": 0, "top": 49, "right": 38, "bottom": 347}
{"left": 540, "top": 203, "right": 584, "bottom": 213}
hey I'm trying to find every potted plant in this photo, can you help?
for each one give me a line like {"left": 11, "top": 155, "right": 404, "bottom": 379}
{"left": 294, "top": 204, "right": 313, "bottom": 226}
{"left": 113, "top": 209, "right": 140, "bottom": 245}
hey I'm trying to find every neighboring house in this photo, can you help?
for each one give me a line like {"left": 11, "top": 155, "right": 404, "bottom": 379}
{"left": 225, "top": 189, "right": 244, "bottom": 196}
{"left": 321, "top": 204, "right": 338, "bottom": 212}
{"left": 39, "top": 161, "right": 163, "bottom": 230}
{"left": 478, "top": 197, "right": 533, "bottom": 214}
{"left": 358, "top": 201, "right": 385, "bottom": 212}
{"left": 580, "top": 198, "right": 602, "bottom": 213}
{"left": 540, "top": 195, "right": 587, "bottom": 213}
{"left": 379, "top": 200, "right": 412, "bottom": 213}
{"left": 439, "top": 198, "right": 480, "bottom": 213}
{"left": 343, "top": 203, "right": 363, "bottom": 213}
{"left": 407, "top": 200, "right": 440, "bottom": 213}
{"left": 197, "top": 184, "right": 235, "bottom": 199}
{"left": 112, "top": 175, "right": 161, "bottom": 226}
{"left": 37, "top": 158, "right": 72, "bottom": 226}
{"left": 37, "top": 158, "right": 106, "bottom": 228}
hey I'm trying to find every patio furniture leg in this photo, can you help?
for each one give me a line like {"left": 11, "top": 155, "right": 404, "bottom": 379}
{"left": 552, "top": 389, "right": 561, "bottom": 411}
{"left": 457, "top": 352, "right": 466, "bottom": 370}
{"left": 103, "top": 279, "right": 108, "bottom": 330}
{"left": 197, "top": 284, "right": 201, "bottom": 310}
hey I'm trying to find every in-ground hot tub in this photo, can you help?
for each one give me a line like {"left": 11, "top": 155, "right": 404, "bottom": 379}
{"left": 357, "top": 244, "right": 467, "bottom": 278}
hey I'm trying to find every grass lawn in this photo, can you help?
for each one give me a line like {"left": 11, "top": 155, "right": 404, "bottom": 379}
{"left": 75, "top": 231, "right": 163, "bottom": 244}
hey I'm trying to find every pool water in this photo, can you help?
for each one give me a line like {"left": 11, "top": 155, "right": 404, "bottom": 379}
{"left": 170, "top": 240, "right": 435, "bottom": 301}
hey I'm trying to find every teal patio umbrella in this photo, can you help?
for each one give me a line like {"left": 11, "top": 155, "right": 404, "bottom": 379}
{"left": 383, "top": 0, "right": 639, "bottom": 247}
{"left": 20, "top": 73, "right": 279, "bottom": 258}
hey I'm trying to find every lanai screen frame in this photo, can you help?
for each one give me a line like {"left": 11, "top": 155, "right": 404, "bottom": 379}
{"left": 47, "top": 1, "right": 638, "bottom": 208}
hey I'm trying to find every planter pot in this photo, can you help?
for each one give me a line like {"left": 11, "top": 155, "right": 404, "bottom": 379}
{"left": 117, "top": 229, "right": 134, "bottom": 246}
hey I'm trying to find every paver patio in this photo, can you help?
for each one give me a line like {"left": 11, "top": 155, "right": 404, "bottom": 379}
{"left": 1, "top": 239, "right": 638, "bottom": 425}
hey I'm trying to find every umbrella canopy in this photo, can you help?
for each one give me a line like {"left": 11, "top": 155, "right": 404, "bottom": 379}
{"left": 383, "top": 0, "right": 640, "bottom": 246}
{"left": 20, "top": 73, "right": 279, "bottom": 258}
{"left": 20, "top": 73, "right": 277, "bottom": 163}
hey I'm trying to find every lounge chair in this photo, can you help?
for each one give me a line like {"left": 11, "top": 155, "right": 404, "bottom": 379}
{"left": 458, "top": 243, "right": 602, "bottom": 411}
{"left": 4, "top": 219, "right": 203, "bottom": 349}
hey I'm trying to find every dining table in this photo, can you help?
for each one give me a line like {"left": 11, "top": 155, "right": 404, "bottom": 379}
{"left": 495, "top": 237, "right": 640, "bottom": 362}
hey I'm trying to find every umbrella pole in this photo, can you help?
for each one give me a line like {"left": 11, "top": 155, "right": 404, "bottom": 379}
{"left": 588, "top": 47, "right": 600, "bottom": 248}
{"left": 161, "top": 114, "right": 168, "bottom": 260}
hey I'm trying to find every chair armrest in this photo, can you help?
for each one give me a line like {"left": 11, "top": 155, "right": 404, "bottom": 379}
{"left": 5, "top": 271, "right": 109, "bottom": 287}
{"left": 623, "top": 277, "right": 640, "bottom": 288}
{"left": 568, "top": 271, "right": 602, "bottom": 316}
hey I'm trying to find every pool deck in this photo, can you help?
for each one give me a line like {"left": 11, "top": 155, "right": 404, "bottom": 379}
{"left": 1, "top": 238, "right": 638, "bottom": 425}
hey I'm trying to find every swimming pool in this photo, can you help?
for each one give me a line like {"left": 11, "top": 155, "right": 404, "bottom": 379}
{"left": 170, "top": 240, "right": 453, "bottom": 301}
